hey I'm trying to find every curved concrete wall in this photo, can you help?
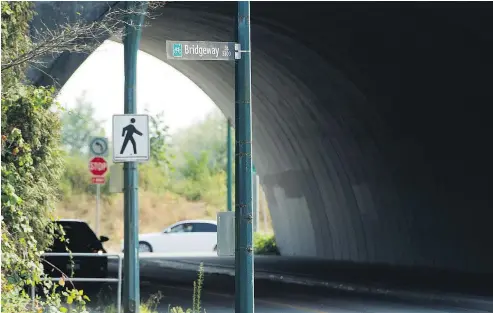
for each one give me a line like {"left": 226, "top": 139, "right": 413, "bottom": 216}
{"left": 33, "top": 2, "right": 493, "bottom": 273}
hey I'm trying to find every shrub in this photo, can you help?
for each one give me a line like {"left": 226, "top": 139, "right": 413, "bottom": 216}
{"left": 1, "top": 79, "right": 89, "bottom": 313}
{"left": 1, "top": 2, "right": 87, "bottom": 312}
{"left": 254, "top": 233, "right": 280, "bottom": 255}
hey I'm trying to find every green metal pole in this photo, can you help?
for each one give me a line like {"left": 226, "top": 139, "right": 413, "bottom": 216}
{"left": 235, "top": 2, "right": 254, "bottom": 313}
{"left": 123, "top": 2, "right": 147, "bottom": 312}
{"left": 227, "top": 118, "right": 233, "bottom": 212}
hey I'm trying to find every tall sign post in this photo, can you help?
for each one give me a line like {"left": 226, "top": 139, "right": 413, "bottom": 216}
{"left": 88, "top": 156, "right": 107, "bottom": 235}
{"left": 165, "top": 3, "right": 254, "bottom": 311}
{"left": 89, "top": 137, "right": 109, "bottom": 236}
{"left": 227, "top": 118, "right": 233, "bottom": 212}
{"left": 118, "top": 2, "right": 148, "bottom": 312}
{"left": 235, "top": 2, "right": 254, "bottom": 313}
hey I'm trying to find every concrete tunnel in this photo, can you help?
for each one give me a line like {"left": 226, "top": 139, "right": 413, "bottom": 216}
{"left": 31, "top": 1, "right": 493, "bottom": 274}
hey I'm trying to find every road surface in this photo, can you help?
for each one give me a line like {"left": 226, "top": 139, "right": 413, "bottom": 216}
{"left": 86, "top": 280, "right": 493, "bottom": 313}
{"left": 111, "top": 254, "right": 493, "bottom": 296}
{"left": 98, "top": 254, "right": 493, "bottom": 312}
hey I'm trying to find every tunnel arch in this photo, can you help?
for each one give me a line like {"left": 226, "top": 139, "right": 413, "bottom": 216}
{"left": 32, "top": 1, "right": 493, "bottom": 273}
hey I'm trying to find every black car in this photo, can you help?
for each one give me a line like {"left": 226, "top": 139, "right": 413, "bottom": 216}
{"left": 42, "top": 219, "right": 110, "bottom": 280}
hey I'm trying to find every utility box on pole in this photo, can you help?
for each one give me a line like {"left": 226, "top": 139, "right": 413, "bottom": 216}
{"left": 217, "top": 211, "right": 235, "bottom": 256}
{"left": 109, "top": 164, "right": 124, "bottom": 193}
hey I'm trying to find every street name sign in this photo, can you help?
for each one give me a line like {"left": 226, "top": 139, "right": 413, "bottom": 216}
{"left": 166, "top": 40, "right": 238, "bottom": 61}
{"left": 112, "top": 114, "right": 150, "bottom": 163}
{"left": 89, "top": 137, "right": 109, "bottom": 157}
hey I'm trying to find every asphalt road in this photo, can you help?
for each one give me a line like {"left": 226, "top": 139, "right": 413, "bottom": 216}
{"left": 85, "top": 280, "right": 493, "bottom": 313}
{"left": 97, "top": 254, "right": 493, "bottom": 312}
{"left": 112, "top": 254, "right": 493, "bottom": 296}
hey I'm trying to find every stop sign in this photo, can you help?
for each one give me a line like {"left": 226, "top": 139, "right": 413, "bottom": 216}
{"left": 89, "top": 157, "right": 108, "bottom": 176}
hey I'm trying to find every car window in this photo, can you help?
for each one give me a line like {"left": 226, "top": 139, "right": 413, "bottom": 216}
{"left": 192, "top": 223, "right": 217, "bottom": 233}
{"left": 169, "top": 223, "right": 194, "bottom": 233}
{"left": 51, "top": 221, "right": 99, "bottom": 252}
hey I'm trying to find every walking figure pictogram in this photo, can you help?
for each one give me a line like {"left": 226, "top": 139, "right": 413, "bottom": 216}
{"left": 120, "top": 118, "right": 143, "bottom": 155}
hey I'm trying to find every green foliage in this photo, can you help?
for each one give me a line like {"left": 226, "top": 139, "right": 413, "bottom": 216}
{"left": 192, "top": 262, "right": 204, "bottom": 313}
{"left": 140, "top": 109, "right": 175, "bottom": 194}
{"left": 59, "top": 154, "right": 104, "bottom": 197}
{"left": 254, "top": 233, "right": 280, "bottom": 255}
{"left": 58, "top": 101, "right": 228, "bottom": 209}
{"left": 148, "top": 109, "right": 174, "bottom": 170}
{"left": 1, "top": 3, "right": 87, "bottom": 312}
{"left": 166, "top": 109, "right": 232, "bottom": 208}
{"left": 139, "top": 162, "right": 170, "bottom": 193}
{"left": 58, "top": 101, "right": 176, "bottom": 196}
{"left": 103, "top": 291, "right": 162, "bottom": 313}
{"left": 172, "top": 109, "right": 231, "bottom": 174}
{"left": 1, "top": 85, "right": 63, "bottom": 251}
{"left": 60, "top": 91, "right": 105, "bottom": 155}
{"left": 1, "top": 84, "right": 88, "bottom": 313}
{"left": 181, "top": 151, "right": 211, "bottom": 182}
{"left": 169, "top": 262, "right": 205, "bottom": 313}
{"left": 1, "top": 1, "right": 34, "bottom": 87}
{"left": 103, "top": 263, "right": 206, "bottom": 313}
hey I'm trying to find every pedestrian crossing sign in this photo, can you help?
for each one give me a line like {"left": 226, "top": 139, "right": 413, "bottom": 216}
{"left": 112, "top": 114, "right": 150, "bottom": 162}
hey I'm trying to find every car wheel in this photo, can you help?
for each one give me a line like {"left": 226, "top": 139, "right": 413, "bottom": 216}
{"left": 138, "top": 242, "right": 152, "bottom": 253}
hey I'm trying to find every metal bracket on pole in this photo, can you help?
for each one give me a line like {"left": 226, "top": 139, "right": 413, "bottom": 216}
{"left": 96, "top": 184, "right": 101, "bottom": 236}
{"left": 234, "top": 43, "right": 251, "bottom": 60}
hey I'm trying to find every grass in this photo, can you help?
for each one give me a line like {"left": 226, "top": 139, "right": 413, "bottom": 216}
{"left": 102, "top": 293, "right": 162, "bottom": 313}
{"left": 55, "top": 190, "right": 273, "bottom": 252}
{"left": 102, "top": 263, "right": 206, "bottom": 313}
{"left": 254, "top": 232, "right": 280, "bottom": 255}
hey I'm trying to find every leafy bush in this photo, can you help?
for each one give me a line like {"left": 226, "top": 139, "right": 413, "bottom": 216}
{"left": 1, "top": 81, "right": 88, "bottom": 313}
{"left": 1, "top": 1, "right": 34, "bottom": 87}
{"left": 103, "top": 292, "right": 162, "bottom": 313}
{"left": 59, "top": 154, "right": 94, "bottom": 197}
{"left": 254, "top": 233, "right": 280, "bottom": 255}
{"left": 1, "top": 2, "right": 87, "bottom": 312}
{"left": 139, "top": 162, "right": 170, "bottom": 194}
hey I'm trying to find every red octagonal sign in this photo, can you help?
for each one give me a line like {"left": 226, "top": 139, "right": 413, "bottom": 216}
{"left": 89, "top": 157, "right": 108, "bottom": 176}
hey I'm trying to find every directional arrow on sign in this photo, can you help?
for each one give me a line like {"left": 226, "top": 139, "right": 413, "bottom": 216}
{"left": 89, "top": 137, "right": 109, "bottom": 157}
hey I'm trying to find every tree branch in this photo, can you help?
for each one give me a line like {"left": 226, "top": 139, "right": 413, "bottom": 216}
{"left": 1, "top": 1, "right": 167, "bottom": 73}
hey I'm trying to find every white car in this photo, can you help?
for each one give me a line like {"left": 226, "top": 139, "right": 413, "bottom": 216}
{"left": 123, "top": 219, "right": 218, "bottom": 253}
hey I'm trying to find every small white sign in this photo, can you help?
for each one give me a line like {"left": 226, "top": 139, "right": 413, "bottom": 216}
{"left": 217, "top": 212, "right": 235, "bottom": 256}
{"left": 109, "top": 164, "right": 123, "bottom": 193}
{"left": 112, "top": 114, "right": 150, "bottom": 163}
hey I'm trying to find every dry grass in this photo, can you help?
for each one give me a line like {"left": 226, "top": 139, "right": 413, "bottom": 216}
{"left": 55, "top": 190, "right": 272, "bottom": 252}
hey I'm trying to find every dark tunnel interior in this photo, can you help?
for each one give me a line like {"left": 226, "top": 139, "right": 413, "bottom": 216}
{"left": 31, "top": 1, "right": 493, "bottom": 275}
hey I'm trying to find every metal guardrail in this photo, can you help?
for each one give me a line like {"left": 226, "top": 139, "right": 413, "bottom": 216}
{"left": 33, "top": 253, "right": 123, "bottom": 313}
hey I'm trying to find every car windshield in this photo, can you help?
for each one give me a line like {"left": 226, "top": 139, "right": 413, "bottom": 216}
{"left": 51, "top": 221, "right": 100, "bottom": 252}
{"left": 169, "top": 223, "right": 193, "bottom": 233}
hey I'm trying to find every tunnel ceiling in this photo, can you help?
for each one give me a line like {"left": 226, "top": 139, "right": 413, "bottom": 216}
{"left": 33, "top": 1, "right": 493, "bottom": 273}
